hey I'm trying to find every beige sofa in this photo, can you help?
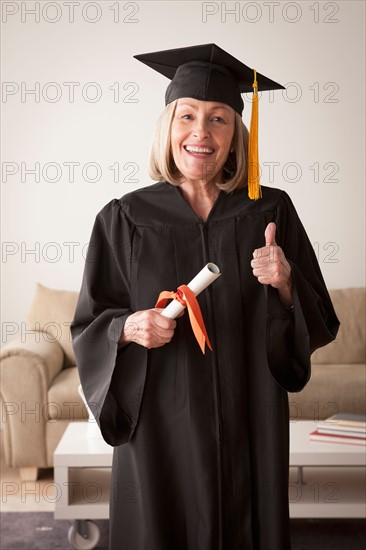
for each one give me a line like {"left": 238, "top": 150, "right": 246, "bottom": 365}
{"left": 288, "top": 287, "right": 365, "bottom": 421}
{"left": 0, "top": 284, "right": 85, "bottom": 480}
{"left": 1, "top": 284, "right": 365, "bottom": 480}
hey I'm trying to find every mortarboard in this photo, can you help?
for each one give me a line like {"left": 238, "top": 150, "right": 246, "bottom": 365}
{"left": 134, "top": 43, "right": 285, "bottom": 200}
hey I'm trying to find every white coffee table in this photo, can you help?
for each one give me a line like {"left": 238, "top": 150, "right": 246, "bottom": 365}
{"left": 54, "top": 422, "right": 113, "bottom": 549}
{"left": 289, "top": 420, "right": 366, "bottom": 518}
{"left": 54, "top": 420, "right": 366, "bottom": 548}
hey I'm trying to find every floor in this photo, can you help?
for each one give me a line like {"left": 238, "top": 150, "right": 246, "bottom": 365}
{"left": 1, "top": 457, "right": 55, "bottom": 513}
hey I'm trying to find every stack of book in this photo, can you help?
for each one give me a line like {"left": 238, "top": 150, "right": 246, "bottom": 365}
{"left": 309, "top": 413, "right": 366, "bottom": 445}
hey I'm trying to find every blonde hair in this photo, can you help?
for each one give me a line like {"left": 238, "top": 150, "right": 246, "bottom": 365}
{"left": 149, "top": 100, "right": 249, "bottom": 193}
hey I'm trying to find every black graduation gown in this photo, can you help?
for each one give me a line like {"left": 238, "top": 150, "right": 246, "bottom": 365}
{"left": 71, "top": 181, "right": 339, "bottom": 550}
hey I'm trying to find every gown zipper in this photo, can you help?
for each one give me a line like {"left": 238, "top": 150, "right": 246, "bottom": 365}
{"left": 169, "top": 182, "right": 225, "bottom": 547}
{"left": 198, "top": 220, "right": 224, "bottom": 550}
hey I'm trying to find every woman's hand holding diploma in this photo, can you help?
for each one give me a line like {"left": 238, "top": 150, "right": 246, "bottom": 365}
{"left": 118, "top": 308, "right": 184, "bottom": 349}
{"left": 119, "top": 263, "right": 221, "bottom": 351}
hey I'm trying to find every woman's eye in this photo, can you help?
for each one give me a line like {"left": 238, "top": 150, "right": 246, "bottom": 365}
{"left": 181, "top": 114, "right": 193, "bottom": 120}
{"left": 212, "top": 116, "right": 225, "bottom": 123}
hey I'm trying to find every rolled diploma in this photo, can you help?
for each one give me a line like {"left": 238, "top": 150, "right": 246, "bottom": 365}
{"left": 160, "top": 263, "right": 221, "bottom": 319}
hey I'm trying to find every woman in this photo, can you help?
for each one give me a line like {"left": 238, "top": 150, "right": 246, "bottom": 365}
{"left": 71, "top": 44, "right": 339, "bottom": 550}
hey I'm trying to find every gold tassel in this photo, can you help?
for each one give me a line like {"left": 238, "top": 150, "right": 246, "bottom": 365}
{"left": 248, "top": 69, "right": 262, "bottom": 200}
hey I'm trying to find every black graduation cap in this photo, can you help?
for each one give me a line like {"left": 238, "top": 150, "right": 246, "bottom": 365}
{"left": 134, "top": 43, "right": 285, "bottom": 200}
{"left": 134, "top": 43, "right": 285, "bottom": 115}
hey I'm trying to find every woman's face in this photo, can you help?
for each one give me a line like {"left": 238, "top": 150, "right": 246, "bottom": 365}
{"left": 170, "top": 98, "right": 235, "bottom": 185}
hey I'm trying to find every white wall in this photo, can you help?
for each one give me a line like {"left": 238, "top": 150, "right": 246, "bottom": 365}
{"left": 1, "top": 0, "right": 365, "bottom": 346}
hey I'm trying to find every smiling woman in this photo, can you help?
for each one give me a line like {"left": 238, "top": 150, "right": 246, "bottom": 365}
{"left": 172, "top": 100, "right": 234, "bottom": 193}
{"left": 172, "top": 98, "right": 234, "bottom": 164}
{"left": 71, "top": 43, "right": 339, "bottom": 550}
{"left": 149, "top": 99, "right": 249, "bottom": 195}
{"left": 172, "top": 99, "right": 235, "bottom": 220}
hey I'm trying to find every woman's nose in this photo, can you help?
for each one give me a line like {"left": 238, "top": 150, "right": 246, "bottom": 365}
{"left": 193, "top": 118, "right": 209, "bottom": 138}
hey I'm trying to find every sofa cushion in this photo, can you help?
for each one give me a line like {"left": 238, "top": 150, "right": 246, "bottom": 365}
{"left": 47, "top": 366, "right": 87, "bottom": 420}
{"left": 312, "top": 288, "right": 365, "bottom": 364}
{"left": 27, "top": 283, "right": 79, "bottom": 367}
{"left": 288, "top": 363, "right": 366, "bottom": 420}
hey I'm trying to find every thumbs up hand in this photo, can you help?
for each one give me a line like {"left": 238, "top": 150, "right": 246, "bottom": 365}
{"left": 264, "top": 221, "right": 277, "bottom": 248}
{"left": 251, "top": 222, "right": 293, "bottom": 308}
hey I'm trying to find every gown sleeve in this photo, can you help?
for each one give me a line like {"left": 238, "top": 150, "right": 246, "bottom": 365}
{"left": 70, "top": 199, "right": 148, "bottom": 446}
{"left": 265, "top": 191, "right": 340, "bottom": 392}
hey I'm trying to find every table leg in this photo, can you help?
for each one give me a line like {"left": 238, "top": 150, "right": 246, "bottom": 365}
{"left": 54, "top": 466, "right": 69, "bottom": 509}
{"left": 297, "top": 466, "right": 305, "bottom": 486}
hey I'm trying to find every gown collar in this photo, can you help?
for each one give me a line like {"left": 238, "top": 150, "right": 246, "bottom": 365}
{"left": 165, "top": 181, "right": 224, "bottom": 224}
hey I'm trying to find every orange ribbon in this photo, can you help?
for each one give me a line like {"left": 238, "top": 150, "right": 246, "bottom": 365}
{"left": 155, "top": 284, "right": 212, "bottom": 354}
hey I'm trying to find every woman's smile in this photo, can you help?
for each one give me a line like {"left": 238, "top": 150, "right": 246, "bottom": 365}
{"left": 183, "top": 144, "right": 215, "bottom": 158}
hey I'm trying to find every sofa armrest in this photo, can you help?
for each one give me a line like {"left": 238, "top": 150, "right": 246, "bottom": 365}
{"left": 1, "top": 333, "right": 65, "bottom": 383}
{"left": 0, "top": 332, "right": 64, "bottom": 468}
